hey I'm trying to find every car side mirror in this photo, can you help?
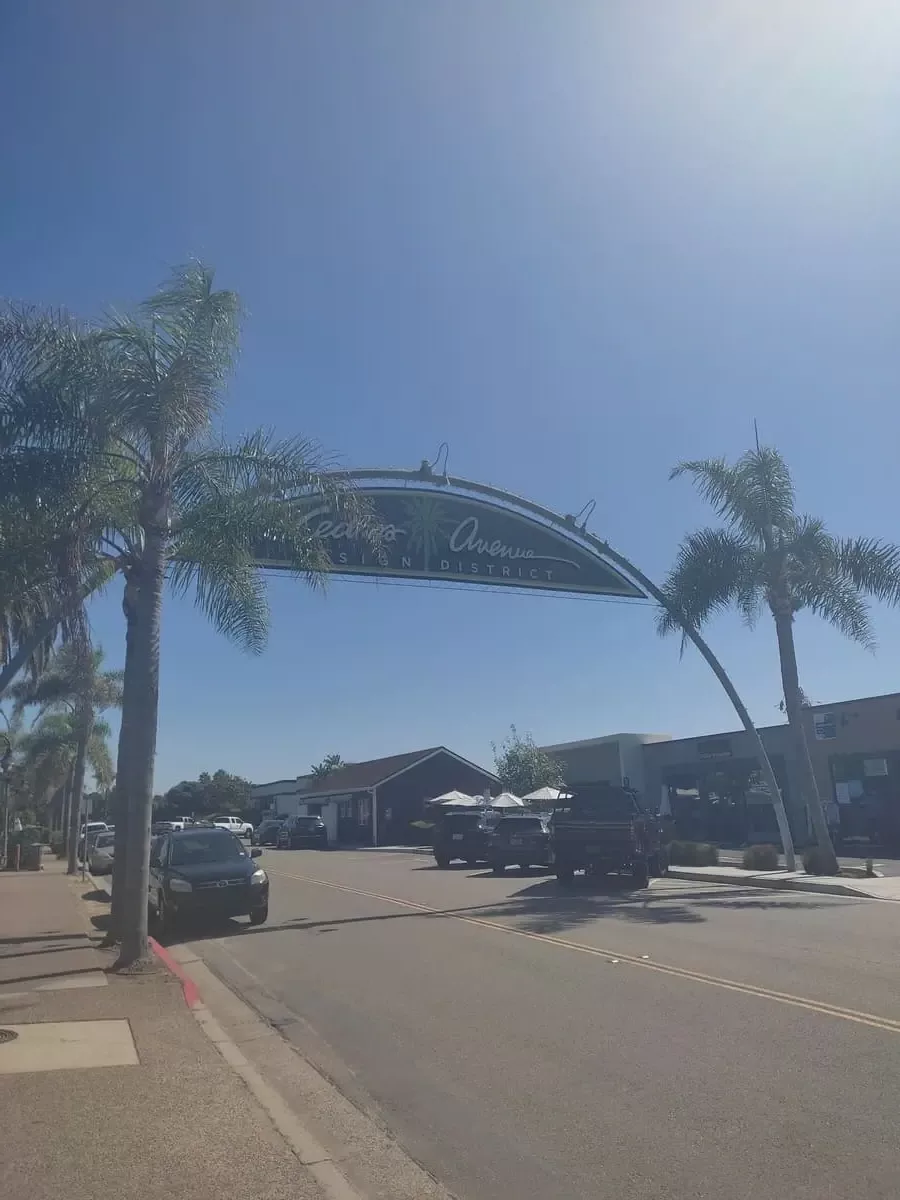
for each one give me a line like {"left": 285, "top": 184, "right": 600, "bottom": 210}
{"left": 250, "top": 847, "right": 262, "bottom": 859}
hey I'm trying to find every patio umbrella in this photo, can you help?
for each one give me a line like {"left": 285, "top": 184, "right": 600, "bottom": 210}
{"left": 490, "top": 792, "right": 525, "bottom": 808}
{"left": 522, "top": 786, "right": 572, "bottom": 803}
{"left": 430, "top": 790, "right": 479, "bottom": 806}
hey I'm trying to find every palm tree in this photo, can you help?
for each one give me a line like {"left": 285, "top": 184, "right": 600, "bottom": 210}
{"left": 0, "top": 305, "right": 120, "bottom": 700}
{"left": 11, "top": 642, "right": 122, "bottom": 872}
{"left": 659, "top": 445, "right": 900, "bottom": 872}
{"left": 19, "top": 711, "right": 113, "bottom": 837}
{"left": 94, "top": 263, "right": 375, "bottom": 966}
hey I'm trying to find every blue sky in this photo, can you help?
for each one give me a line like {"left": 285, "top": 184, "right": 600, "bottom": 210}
{"left": 4, "top": 2, "right": 900, "bottom": 791}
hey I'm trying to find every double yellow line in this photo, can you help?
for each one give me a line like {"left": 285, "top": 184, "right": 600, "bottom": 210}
{"left": 268, "top": 867, "right": 900, "bottom": 1036}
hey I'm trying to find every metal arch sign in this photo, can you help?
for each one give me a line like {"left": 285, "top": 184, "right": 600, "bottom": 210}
{"left": 257, "top": 485, "right": 646, "bottom": 598}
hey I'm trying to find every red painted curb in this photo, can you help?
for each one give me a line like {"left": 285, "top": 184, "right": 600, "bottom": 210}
{"left": 148, "top": 936, "right": 202, "bottom": 1009}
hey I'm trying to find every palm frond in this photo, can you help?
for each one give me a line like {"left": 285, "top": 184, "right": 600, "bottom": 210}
{"left": 87, "top": 722, "right": 114, "bottom": 788}
{"left": 836, "top": 537, "right": 900, "bottom": 606}
{"left": 792, "top": 568, "right": 874, "bottom": 649}
{"left": 671, "top": 446, "right": 796, "bottom": 542}
{"left": 656, "top": 528, "right": 758, "bottom": 636}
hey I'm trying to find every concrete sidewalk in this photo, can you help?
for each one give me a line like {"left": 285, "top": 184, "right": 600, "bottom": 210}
{"left": 667, "top": 862, "right": 900, "bottom": 900}
{"left": 0, "top": 860, "right": 327, "bottom": 1200}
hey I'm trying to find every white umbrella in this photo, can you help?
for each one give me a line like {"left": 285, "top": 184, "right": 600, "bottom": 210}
{"left": 522, "top": 786, "right": 571, "bottom": 803}
{"left": 490, "top": 792, "right": 525, "bottom": 809}
{"left": 430, "top": 790, "right": 479, "bottom": 806}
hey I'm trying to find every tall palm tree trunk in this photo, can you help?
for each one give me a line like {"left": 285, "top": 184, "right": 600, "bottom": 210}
{"left": 116, "top": 534, "right": 166, "bottom": 968}
{"left": 773, "top": 609, "right": 837, "bottom": 870}
{"left": 600, "top": 542, "right": 797, "bottom": 869}
{"left": 66, "top": 714, "right": 90, "bottom": 875}
{"left": 108, "top": 574, "right": 140, "bottom": 941}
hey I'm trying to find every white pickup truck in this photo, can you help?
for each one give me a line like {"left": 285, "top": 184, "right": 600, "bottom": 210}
{"left": 210, "top": 814, "right": 254, "bottom": 838}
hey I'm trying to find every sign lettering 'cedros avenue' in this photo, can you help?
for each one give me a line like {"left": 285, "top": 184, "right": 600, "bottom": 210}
{"left": 257, "top": 487, "right": 646, "bottom": 598}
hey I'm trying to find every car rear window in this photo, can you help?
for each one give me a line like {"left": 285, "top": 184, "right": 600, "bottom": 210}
{"left": 94, "top": 834, "right": 115, "bottom": 849}
{"left": 442, "top": 813, "right": 483, "bottom": 830}
{"left": 292, "top": 817, "right": 323, "bottom": 829}
{"left": 496, "top": 818, "right": 544, "bottom": 834}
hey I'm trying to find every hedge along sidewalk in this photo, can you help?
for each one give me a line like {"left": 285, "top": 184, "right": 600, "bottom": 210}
{"left": 666, "top": 863, "right": 900, "bottom": 901}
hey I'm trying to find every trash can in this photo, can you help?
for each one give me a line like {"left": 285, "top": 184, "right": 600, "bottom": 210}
{"left": 21, "top": 842, "right": 42, "bottom": 871}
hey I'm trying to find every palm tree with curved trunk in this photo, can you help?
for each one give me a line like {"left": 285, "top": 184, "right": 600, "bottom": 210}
{"left": 95, "top": 263, "right": 376, "bottom": 966}
{"left": 11, "top": 642, "right": 122, "bottom": 872}
{"left": 660, "top": 445, "right": 900, "bottom": 872}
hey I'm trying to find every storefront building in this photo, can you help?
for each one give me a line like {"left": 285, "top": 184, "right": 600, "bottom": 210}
{"left": 542, "top": 691, "right": 900, "bottom": 849}
{"left": 252, "top": 746, "right": 499, "bottom": 846}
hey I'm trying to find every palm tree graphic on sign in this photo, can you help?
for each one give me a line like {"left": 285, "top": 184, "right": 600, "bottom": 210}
{"left": 404, "top": 496, "right": 452, "bottom": 572}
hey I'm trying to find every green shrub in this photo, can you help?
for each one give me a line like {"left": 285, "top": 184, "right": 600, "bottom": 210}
{"left": 669, "top": 840, "right": 719, "bottom": 867}
{"left": 742, "top": 844, "right": 780, "bottom": 871}
{"left": 802, "top": 846, "right": 840, "bottom": 875}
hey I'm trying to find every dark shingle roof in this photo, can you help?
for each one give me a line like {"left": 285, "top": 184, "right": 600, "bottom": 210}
{"left": 300, "top": 747, "right": 495, "bottom": 796}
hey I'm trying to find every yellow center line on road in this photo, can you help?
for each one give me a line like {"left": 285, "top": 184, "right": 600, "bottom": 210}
{"left": 266, "top": 867, "right": 900, "bottom": 1036}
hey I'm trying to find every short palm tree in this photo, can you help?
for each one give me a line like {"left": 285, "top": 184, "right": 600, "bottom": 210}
{"left": 19, "top": 711, "right": 113, "bottom": 837}
{"left": 11, "top": 642, "right": 122, "bottom": 872}
{"left": 94, "top": 263, "right": 375, "bottom": 966}
{"left": 659, "top": 446, "right": 900, "bottom": 871}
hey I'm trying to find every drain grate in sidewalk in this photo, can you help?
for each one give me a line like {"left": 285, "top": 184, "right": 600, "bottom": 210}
{"left": 0, "top": 1029, "right": 19, "bottom": 1044}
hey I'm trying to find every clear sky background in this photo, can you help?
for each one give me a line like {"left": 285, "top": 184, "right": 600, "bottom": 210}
{"left": 3, "top": 2, "right": 900, "bottom": 792}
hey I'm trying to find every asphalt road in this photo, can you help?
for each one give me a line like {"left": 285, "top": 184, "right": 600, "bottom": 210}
{"left": 184, "top": 850, "right": 900, "bottom": 1200}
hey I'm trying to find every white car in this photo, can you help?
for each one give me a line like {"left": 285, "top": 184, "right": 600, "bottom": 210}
{"left": 210, "top": 815, "right": 254, "bottom": 838}
{"left": 168, "top": 816, "right": 194, "bottom": 831}
{"left": 89, "top": 831, "right": 116, "bottom": 875}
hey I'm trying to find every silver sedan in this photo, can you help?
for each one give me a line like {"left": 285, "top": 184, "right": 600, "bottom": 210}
{"left": 88, "top": 832, "right": 115, "bottom": 875}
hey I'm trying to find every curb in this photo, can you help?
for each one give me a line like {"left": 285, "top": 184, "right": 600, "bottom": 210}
{"left": 667, "top": 866, "right": 889, "bottom": 899}
{"left": 148, "top": 936, "right": 202, "bottom": 1009}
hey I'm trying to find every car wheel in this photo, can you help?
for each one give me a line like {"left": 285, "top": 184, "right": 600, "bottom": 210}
{"left": 491, "top": 862, "right": 505, "bottom": 875}
{"left": 249, "top": 905, "right": 268, "bottom": 926}
{"left": 434, "top": 855, "right": 451, "bottom": 869}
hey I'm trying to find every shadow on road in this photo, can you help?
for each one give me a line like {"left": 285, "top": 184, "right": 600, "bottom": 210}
{"left": 92, "top": 870, "right": 855, "bottom": 948}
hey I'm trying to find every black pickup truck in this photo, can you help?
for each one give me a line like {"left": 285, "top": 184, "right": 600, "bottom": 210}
{"left": 550, "top": 783, "right": 667, "bottom": 887}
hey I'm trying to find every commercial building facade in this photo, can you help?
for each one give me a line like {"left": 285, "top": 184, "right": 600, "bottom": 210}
{"left": 542, "top": 691, "right": 900, "bottom": 849}
{"left": 252, "top": 746, "right": 499, "bottom": 847}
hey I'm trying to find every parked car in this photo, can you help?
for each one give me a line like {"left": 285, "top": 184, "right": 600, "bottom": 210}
{"left": 432, "top": 810, "right": 491, "bottom": 868}
{"left": 251, "top": 818, "right": 284, "bottom": 847}
{"left": 278, "top": 815, "right": 329, "bottom": 850}
{"left": 149, "top": 827, "right": 268, "bottom": 931}
{"left": 487, "top": 813, "right": 552, "bottom": 874}
{"left": 78, "top": 821, "right": 109, "bottom": 860}
{"left": 550, "top": 783, "right": 667, "bottom": 887}
{"left": 210, "top": 815, "right": 254, "bottom": 838}
{"left": 151, "top": 821, "right": 175, "bottom": 836}
{"left": 89, "top": 831, "right": 116, "bottom": 875}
